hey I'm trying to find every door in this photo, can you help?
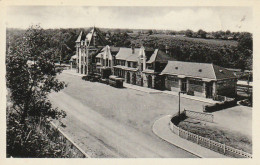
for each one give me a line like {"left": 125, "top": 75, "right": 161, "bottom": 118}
{"left": 147, "top": 75, "right": 153, "bottom": 88}
{"left": 132, "top": 73, "right": 136, "bottom": 85}
{"left": 206, "top": 82, "right": 213, "bottom": 98}
{"left": 127, "top": 72, "right": 130, "bottom": 83}
{"left": 181, "top": 80, "right": 187, "bottom": 92}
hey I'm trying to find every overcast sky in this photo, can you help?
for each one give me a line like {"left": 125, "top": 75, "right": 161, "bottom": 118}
{"left": 6, "top": 6, "right": 252, "bottom": 32}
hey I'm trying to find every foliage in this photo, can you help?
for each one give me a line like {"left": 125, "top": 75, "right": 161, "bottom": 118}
{"left": 6, "top": 25, "right": 67, "bottom": 157}
{"left": 6, "top": 109, "right": 67, "bottom": 158}
{"left": 197, "top": 29, "right": 207, "bottom": 39}
{"left": 185, "top": 29, "right": 193, "bottom": 37}
{"left": 6, "top": 27, "right": 253, "bottom": 70}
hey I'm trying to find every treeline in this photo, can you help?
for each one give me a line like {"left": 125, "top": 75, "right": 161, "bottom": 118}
{"left": 6, "top": 27, "right": 252, "bottom": 70}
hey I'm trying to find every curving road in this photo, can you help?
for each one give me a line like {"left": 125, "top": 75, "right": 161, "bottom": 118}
{"left": 48, "top": 72, "right": 205, "bottom": 158}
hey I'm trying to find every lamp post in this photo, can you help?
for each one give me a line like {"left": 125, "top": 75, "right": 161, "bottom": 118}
{"left": 178, "top": 91, "right": 185, "bottom": 123}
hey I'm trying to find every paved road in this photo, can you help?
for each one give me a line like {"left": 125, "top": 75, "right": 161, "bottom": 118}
{"left": 48, "top": 72, "right": 203, "bottom": 158}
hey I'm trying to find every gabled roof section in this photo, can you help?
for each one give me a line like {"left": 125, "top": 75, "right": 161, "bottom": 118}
{"left": 213, "top": 64, "right": 236, "bottom": 79}
{"left": 86, "top": 27, "right": 109, "bottom": 47}
{"left": 76, "top": 31, "right": 83, "bottom": 43}
{"left": 161, "top": 61, "right": 219, "bottom": 80}
{"left": 156, "top": 50, "right": 175, "bottom": 62}
{"left": 116, "top": 48, "right": 140, "bottom": 61}
{"left": 76, "top": 31, "right": 87, "bottom": 42}
{"left": 147, "top": 49, "right": 175, "bottom": 64}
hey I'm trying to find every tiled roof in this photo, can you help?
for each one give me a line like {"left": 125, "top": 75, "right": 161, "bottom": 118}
{"left": 161, "top": 61, "right": 236, "bottom": 80}
{"left": 147, "top": 49, "right": 175, "bottom": 63}
{"left": 116, "top": 48, "right": 140, "bottom": 61}
{"left": 146, "top": 49, "right": 158, "bottom": 63}
{"left": 156, "top": 50, "right": 175, "bottom": 62}
{"left": 76, "top": 31, "right": 83, "bottom": 42}
{"left": 213, "top": 64, "right": 237, "bottom": 79}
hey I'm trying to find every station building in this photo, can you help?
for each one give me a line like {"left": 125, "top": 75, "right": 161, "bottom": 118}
{"left": 75, "top": 27, "right": 237, "bottom": 98}
{"left": 160, "top": 61, "right": 237, "bottom": 98}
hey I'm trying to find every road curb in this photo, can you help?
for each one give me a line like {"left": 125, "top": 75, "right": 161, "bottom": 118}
{"left": 152, "top": 115, "right": 228, "bottom": 158}
{"left": 152, "top": 115, "right": 203, "bottom": 158}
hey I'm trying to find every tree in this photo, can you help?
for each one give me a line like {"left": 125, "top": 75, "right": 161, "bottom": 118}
{"left": 185, "top": 29, "right": 193, "bottom": 37}
{"left": 6, "top": 25, "right": 66, "bottom": 123}
{"left": 237, "top": 32, "right": 253, "bottom": 51}
{"left": 148, "top": 30, "right": 153, "bottom": 35}
{"left": 197, "top": 29, "right": 207, "bottom": 38}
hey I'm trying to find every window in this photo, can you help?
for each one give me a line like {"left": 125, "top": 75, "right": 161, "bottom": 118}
{"left": 133, "top": 62, "right": 137, "bottom": 68}
{"left": 190, "top": 80, "right": 203, "bottom": 86}
{"left": 168, "top": 76, "right": 178, "bottom": 82}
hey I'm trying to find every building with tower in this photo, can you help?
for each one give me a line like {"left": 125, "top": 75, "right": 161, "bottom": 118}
{"left": 75, "top": 27, "right": 237, "bottom": 98}
{"left": 75, "top": 27, "right": 108, "bottom": 75}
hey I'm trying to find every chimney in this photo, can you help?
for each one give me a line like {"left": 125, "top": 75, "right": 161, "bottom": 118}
{"left": 142, "top": 46, "right": 146, "bottom": 71}
{"left": 131, "top": 44, "right": 135, "bottom": 54}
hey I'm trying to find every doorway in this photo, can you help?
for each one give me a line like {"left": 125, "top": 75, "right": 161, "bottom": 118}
{"left": 206, "top": 82, "right": 213, "bottom": 98}
{"left": 127, "top": 72, "right": 130, "bottom": 83}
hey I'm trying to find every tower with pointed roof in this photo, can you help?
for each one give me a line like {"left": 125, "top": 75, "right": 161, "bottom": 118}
{"left": 76, "top": 27, "right": 108, "bottom": 75}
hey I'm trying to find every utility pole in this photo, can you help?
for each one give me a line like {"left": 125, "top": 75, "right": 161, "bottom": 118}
{"left": 178, "top": 91, "right": 185, "bottom": 123}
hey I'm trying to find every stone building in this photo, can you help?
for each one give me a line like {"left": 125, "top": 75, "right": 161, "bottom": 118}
{"left": 76, "top": 27, "right": 108, "bottom": 75}
{"left": 95, "top": 45, "right": 120, "bottom": 79}
{"left": 75, "top": 27, "right": 237, "bottom": 98}
{"left": 113, "top": 46, "right": 174, "bottom": 89}
{"left": 160, "top": 61, "right": 237, "bottom": 98}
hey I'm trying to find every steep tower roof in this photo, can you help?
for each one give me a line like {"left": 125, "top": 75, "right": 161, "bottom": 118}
{"left": 85, "top": 27, "right": 109, "bottom": 47}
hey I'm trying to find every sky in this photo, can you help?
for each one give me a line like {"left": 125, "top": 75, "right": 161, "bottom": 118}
{"left": 6, "top": 6, "right": 253, "bottom": 32}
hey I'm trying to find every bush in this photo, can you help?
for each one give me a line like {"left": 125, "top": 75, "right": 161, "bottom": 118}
{"left": 7, "top": 109, "right": 68, "bottom": 158}
{"left": 204, "top": 99, "right": 237, "bottom": 112}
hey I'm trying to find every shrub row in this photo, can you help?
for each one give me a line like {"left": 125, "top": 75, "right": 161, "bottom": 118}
{"left": 203, "top": 99, "right": 237, "bottom": 112}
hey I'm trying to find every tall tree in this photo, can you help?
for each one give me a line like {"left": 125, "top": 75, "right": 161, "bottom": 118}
{"left": 6, "top": 25, "right": 66, "bottom": 123}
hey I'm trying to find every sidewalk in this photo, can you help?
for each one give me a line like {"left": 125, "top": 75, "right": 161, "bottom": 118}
{"left": 123, "top": 83, "right": 162, "bottom": 94}
{"left": 162, "top": 91, "right": 219, "bottom": 104}
{"left": 63, "top": 70, "right": 219, "bottom": 104}
{"left": 124, "top": 82, "right": 219, "bottom": 104}
{"left": 62, "top": 69, "right": 83, "bottom": 77}
{"left": 152, "top": 115, "right": 228, "bottom": 158}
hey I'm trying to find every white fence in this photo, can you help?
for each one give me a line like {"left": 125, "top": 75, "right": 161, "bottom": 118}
{"left": 184, "top": 109, "right": 214, "bottom": 123}
{"left": 169, "top": 118, "right": 252, "bottom": 158}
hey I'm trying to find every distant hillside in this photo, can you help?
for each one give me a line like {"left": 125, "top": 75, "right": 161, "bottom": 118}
{"left": 6, "top": 27, "right": 252, "bottom": 70}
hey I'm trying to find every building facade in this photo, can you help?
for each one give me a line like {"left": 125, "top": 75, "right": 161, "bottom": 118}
{"left": 75, "top": 28, "right": 237, "bottom": 98}
{"left": 76, "top": 27, "right": 108, "bottom": 75}
{"left": 161, "top": 61, "right": 237, "bottom": 98}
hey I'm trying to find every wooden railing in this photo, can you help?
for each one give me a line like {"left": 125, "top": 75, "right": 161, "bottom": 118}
{"left": 184, "top": 109, "right": 214, "bottom": 123}
{"left": 169, "top": 114, "right": 252, "bottom": 158}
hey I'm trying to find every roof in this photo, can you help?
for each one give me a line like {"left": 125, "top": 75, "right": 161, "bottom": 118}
{"left": 147, "top": 49, "right": 158, "bottom": 63}
{"left": 76, "top": 31, "right": 83, "bottom": 43}
{"left": 86, "top": 27, "right": 108, "bottom": 46}
{"left": 115, "top": 48, "right": 140, "bottom": 61}
{"left": 76, "top": 27, "right": 108, "bottom": 46}
{"left": 70, "top": 55, "right": 77, "bottom": 61}
{"left": 146, "top": 49, "right": 175, "bottom": 64}
{"left": 161, "top": 61, "right": 236, "bottom": 80}
{"left": 95, "top": 45, "right": 113, "bottom": 60}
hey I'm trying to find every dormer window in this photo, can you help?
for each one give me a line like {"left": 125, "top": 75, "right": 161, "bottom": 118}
{"left": 175, "top": 67, "right": 178, "bottom": 70}
{"left": 199, "top": 69, "right": 202, "bottom": 72}
{"left": 219, "top": 70, "right": 223, "bottom": 73}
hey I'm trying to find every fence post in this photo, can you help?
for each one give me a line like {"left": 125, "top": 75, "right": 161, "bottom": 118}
{"left": 196, "top": 135, "right": 199, "bottom": 144}
{"left": 208, "top": 139, "right": 211, "bottom": 148}
{"left": 177, "top": 127, "right": 180, "bottom": 136}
